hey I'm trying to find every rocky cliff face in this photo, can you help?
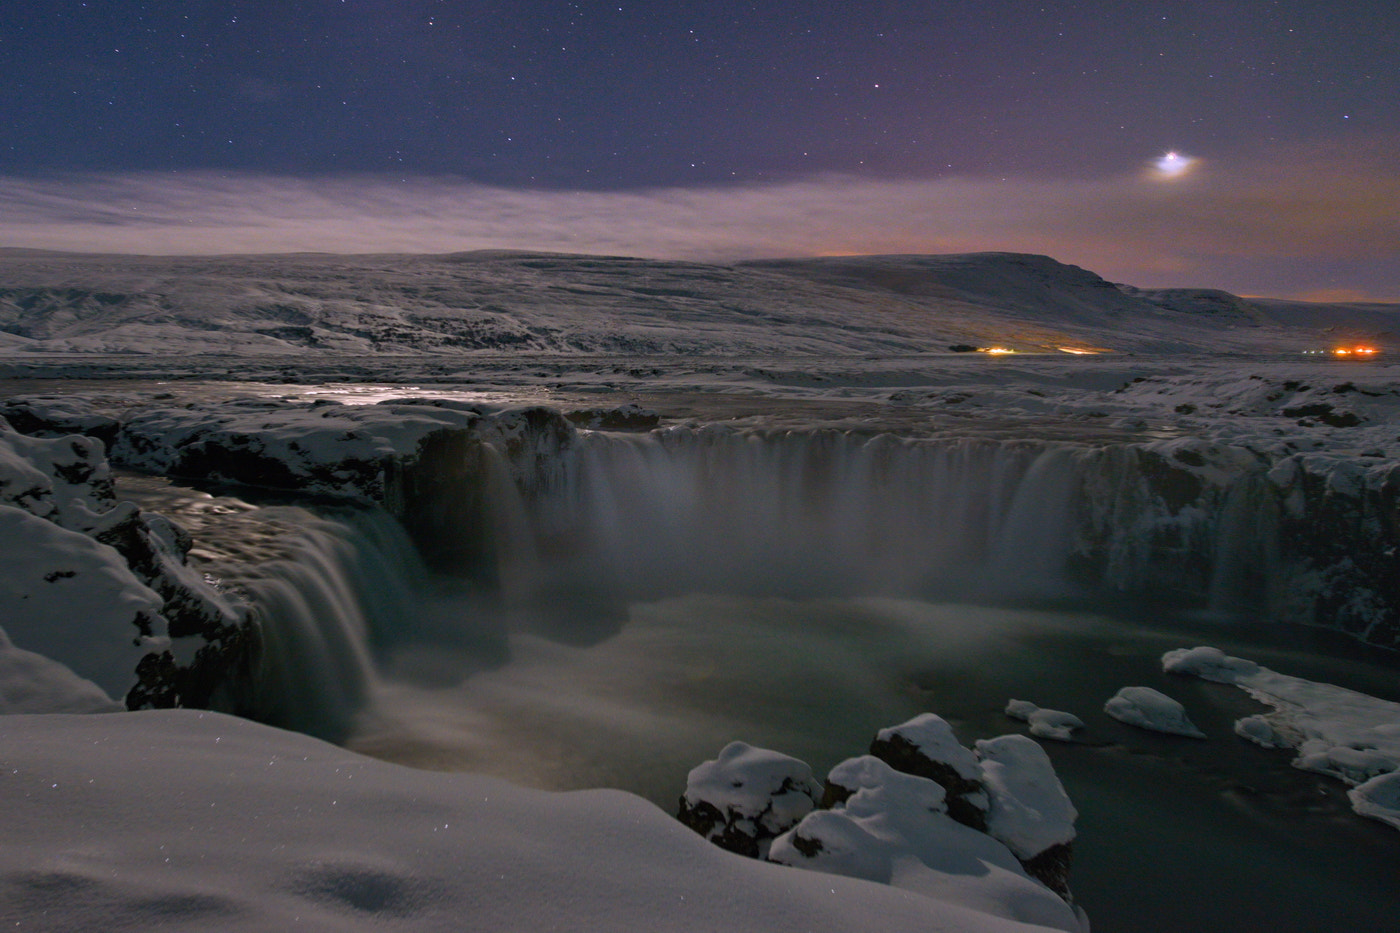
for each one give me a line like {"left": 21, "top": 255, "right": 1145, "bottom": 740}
{"left": 1074, "top": 437, "right": 1400, "bottom": 649}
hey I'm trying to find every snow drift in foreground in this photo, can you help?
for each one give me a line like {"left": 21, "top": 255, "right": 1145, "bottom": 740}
{"left": 1163, "top": 646, "right": 1400, "bottom": 829}
{"left": 0, "top": 711, "right": 1072, "bottom": 933}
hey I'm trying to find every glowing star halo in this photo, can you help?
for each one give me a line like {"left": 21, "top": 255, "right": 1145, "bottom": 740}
{"left": 1151, "top": 150, "right": 1196, "bottom": 179}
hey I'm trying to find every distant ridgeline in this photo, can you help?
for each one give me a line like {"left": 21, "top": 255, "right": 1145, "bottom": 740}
{"left": 1, "top": 391, "right": 1397, "bottom": 732}
{"left": 0, "top": 249, "right": 1396, "bottom": 356}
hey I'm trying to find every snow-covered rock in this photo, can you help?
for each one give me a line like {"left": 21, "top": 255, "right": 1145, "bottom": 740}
{"left": 975, "top": 736, "right": 1078, "bottom": 868}
{"left": 1005, "top": 700, "right": 1084, "bottom": 742}
{"left": 0, "top": 394, "right": 121, "bottom": 444}
{"left": 676, "top": 741, "right": 820, "bottom": 858}
{"left": 1103, "top": 686, "right": 1206, "bottom": 738}
{"left": 112, "top": 398, "right": 480, "bottom": 499}
{"left": 564, "top": 402, "right": 661, "bottom": 431}
{"left": 1234, "top": 714, "right": 1289, "bottom": 748}
{"left": 769, "top": 754, "right": 1083, "bottom": 932}
{"left": 0, "top": 504, "right": 168, "bottom": 703}
{"left": 1161, "top": 645, "right": 1261, "bottom": 683}
{"left": 0, "top": 425, "right": 116, "bottom": 528}
{"left": 869, "top": 712, "right": 990, "bottom": 829}
{"left": 0, "top": 425, "right": 254, "bottom": 713}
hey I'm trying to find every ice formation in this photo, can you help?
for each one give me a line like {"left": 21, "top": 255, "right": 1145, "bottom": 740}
{"left": 1005, "top": 700, "right": 1084, "bottom": 742}
{"left": 1164, "top": 645, "right": 1400, "bottom": 829}
{"left": 1103, "top": 686, "right": 1206, "bottom": 738}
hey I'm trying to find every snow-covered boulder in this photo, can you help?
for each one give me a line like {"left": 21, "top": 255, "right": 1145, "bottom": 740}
{"left": 769, "top": 755, "right": 1082, "bottom": 932}
{"left": 869, "top": 712, "right": 990, "bottom": 829}
{"left": 1005, "top": 699, "right": 1084, "bottom": 742}
{"left": 975, "top": 735, "right": 1078, "bottom": 898}
{"left": 677, "top": 741, "right": 819, "bottom": 858}
{"left": 1104, "top": 686, "right": 1206, "bottom": 738}
{"left": 1234, "top": 714, "right": 1289, "bottom": 748}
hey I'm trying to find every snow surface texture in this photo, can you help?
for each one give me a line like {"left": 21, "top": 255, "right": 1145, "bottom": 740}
{"left": 1103, "top": 686, "right": 1206, "bottom": 738}
{"left": 1004, "top": 700, "right": 1084, "bottom": 742}
{"left": 1163, "top": 646, "right": 1400, "bottom": 829}
{"left": 0, "top": 710, "right": 1074, "bottom": 933}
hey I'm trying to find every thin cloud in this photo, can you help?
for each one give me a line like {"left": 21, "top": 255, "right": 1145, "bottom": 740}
{"left": 1, "top": 144, "right": 1396, "bottom": 298}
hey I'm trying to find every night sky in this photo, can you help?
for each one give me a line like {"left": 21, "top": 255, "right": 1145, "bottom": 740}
{"left": 3, "top": 1, "right": 1397, "bottom": 298}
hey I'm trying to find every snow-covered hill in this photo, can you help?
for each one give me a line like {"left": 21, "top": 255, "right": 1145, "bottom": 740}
{"left": 1, "top": 248, "right": 1395, "bottom": 357}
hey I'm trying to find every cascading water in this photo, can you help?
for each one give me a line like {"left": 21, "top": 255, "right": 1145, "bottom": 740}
{"left": 215, "top": 507, "right": 430, "bottom": 741}
{"left": 499, "top": 427, "right": 1090, "bottom": 609}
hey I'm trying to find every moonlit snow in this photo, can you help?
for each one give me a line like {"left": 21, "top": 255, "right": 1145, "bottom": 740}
{"left": 3, "top": 249, "right": 1400, "bottom": 931}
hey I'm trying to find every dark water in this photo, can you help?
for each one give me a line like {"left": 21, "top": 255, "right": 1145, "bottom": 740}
{"left": 342, "top": 590, "right": 1400, "bottom": 933}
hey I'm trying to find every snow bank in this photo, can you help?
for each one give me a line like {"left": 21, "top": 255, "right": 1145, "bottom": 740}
{"left": 0, "top": 630, "right": 123, "bottom": 714}
{"left": 0, "top": 505, "right": 168, "bottom": 700}
{"left": 1103, "top": 686, "right": 1206, "bottom": 738}
{"left": 1164, "top": 646, "right": 1400, "bottom": 830}
{"left": 0, "top": 710, "right": 1070, "bottom": 933}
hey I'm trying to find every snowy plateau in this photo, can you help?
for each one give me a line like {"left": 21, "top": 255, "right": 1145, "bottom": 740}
{"left": 3, "top": 248, "right": 1400, "bottom": 932}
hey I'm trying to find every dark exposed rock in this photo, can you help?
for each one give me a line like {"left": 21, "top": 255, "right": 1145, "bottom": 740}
{"left": 564, "top": 403, "right": 660, "bottom": 431}
{"left": 0, "top": 396, "right": 121, "bottom": 445}
{"left": 676, "top": 742, "right": 819, "bottom": 859}
{"left": 382, "top": 426, "right": 495, "bottom": 578}
{"left": 869, "top": 722, "right": 989, "bottom": 832}
{"left": 1021, "top": 841, "right": 1074, "bottom": 899}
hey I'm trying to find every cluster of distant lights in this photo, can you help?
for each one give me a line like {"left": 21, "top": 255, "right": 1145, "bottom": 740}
{"left": 1302, "top": 346, "right": 1381, "bottom": 358}
{"left": 969, "top": 346, "right": 1110, "bottom": 355}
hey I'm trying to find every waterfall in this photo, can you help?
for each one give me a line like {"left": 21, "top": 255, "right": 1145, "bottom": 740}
{"left": 491, "top": 427, "right": 1088, "bottom": 605}
{"left": 229, "top": 507, "right": 427, "bottom": 740}
{"left": 222, "top": 419, "right": 1397, "bottom": 741}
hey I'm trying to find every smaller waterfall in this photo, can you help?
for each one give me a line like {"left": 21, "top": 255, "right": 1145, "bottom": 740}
{"left": 228, "top": 507, "right": 428, "bottom": 740}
